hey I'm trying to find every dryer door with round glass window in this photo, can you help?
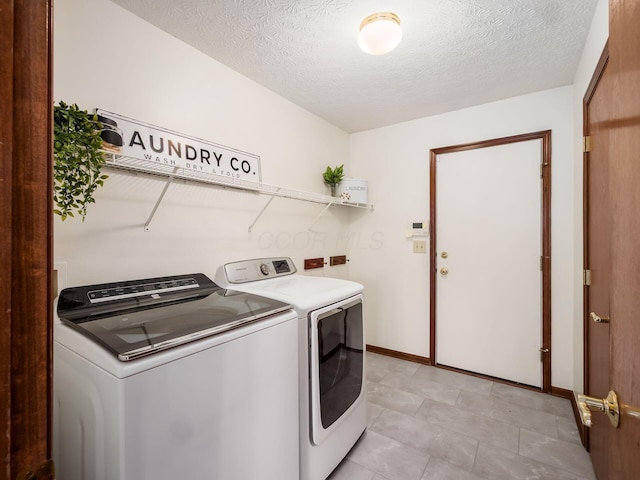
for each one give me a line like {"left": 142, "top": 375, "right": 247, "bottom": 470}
{"left": 309, "top": 294, "right": 365, "bottom": 445}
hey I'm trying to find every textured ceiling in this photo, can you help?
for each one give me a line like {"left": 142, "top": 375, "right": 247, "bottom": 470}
{"left": 109, "top": 0, "right": 599, "bottom": 133}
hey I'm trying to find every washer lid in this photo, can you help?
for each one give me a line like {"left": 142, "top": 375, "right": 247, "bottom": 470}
{"left": 57, "top": 273, "right": 292, "bottom": 361}
{"left": 228, "top": 275, "right": 364, "bottom": 312}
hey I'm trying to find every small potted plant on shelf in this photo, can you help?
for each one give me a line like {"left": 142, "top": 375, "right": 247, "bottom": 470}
{"left": 53, "top": 101, "right": 109, "bottom": 221}
{"left": 322, "top": 164, "right": 344, "bottom": 197}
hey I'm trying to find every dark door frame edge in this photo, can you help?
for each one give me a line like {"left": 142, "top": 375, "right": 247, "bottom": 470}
{"left": 581, "top": 40, "right": 610, "bottom": 450}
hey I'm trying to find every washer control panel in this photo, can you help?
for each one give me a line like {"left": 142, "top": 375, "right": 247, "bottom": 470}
{"left": 218, "top": 257, "right": 297, "bottom": 284}
{"left": 87, "top": 277, "right": 199, "bottom": 303}
{"left": 57, "top": 273, "right": 216, "bottom": 322}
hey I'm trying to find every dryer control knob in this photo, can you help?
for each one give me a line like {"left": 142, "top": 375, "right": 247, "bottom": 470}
{"left": 260, "top": 264, "right": 270, "bottom": 275}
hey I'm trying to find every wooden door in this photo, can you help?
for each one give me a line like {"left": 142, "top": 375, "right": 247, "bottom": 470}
{"left": 583, "top": 43, "right": 611, "bottom": 480}
{"left": 607, "top": 0, "right": 640, "bottom": 477}
{"left": 1, "top": 1, "right": 54, "bottom": 478}
{"left": 430, "top": 131, "right": 551, "bottom": 391}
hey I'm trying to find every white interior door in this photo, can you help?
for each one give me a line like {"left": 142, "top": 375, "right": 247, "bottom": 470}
{"left": 435, "top": 140, "right": 542, "bottom": 387}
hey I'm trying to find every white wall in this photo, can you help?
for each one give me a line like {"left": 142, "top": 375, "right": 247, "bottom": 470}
{"left": 570, "top": 0, "right": 609, "bottom": 393}
{"left": 349, "top": 86, "right": 576, "bottom": 389}
{"left": 54, "top": 0, "right": 352, "bottom": 289}
{"left": 54, "top": 0, "right": 609, "bottom": 393}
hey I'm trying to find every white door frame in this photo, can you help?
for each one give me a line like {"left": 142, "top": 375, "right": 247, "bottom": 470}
{"left": 429, "top": 130, "right": 552, "bottom": 392}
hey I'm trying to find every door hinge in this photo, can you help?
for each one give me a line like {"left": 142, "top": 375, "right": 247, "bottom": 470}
{"left": 16, "top": 459, "right": 55, "bottom": 480}
{"left": 583, "top": 135, "right": 592, "bottom": 153}
{"left": 584, "top": 269, "right": 592, "bottom": 286}
{"left": 540, "top": 163, "right": 549, "bottom": 177}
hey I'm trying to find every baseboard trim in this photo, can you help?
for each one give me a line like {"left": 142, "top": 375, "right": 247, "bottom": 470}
{"left": 366, "top": 344, "right": 431, "bottom": 365}
{"left": 550, "top": 386, "right": 572, "bottom": 399}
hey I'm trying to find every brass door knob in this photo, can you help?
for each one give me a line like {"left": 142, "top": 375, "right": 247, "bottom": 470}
{"left": 539, "top": 347, "right": 549, "bottom": 361}
{"left": 440, "top": 268, "right": 448, "bottom": 276}
{"left": 575, "top": 391, "right": 620, "bottom": 428}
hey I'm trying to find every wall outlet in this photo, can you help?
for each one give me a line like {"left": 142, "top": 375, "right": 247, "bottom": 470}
{"left": 413, "top": 240, "right": 427, "bottom": 254}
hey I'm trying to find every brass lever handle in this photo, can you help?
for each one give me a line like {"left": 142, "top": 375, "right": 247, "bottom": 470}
{"left": 574, "top": 391, "right": 620, "bottom": 428}
{"left": 590, "top": 311, "right": 610, "bottom": 323}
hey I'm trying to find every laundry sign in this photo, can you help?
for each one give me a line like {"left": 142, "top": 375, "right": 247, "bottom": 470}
{"left": 96, "top": 109, "right": 261, "bottom": 184}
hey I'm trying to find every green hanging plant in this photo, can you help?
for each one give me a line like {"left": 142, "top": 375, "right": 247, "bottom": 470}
{"left": 53, "top": 101, "right": 109, "bottom": 221}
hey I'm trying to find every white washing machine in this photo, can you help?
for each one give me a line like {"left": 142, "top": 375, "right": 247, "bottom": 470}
{"left": 215, "top": 258, "right": 367, "bottom": 480}
{"left": 53, "top": 272, "right": 299, "bottom": 480}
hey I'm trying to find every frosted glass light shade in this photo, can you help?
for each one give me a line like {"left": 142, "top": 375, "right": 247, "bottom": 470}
{"left": 358, "top": 12, "right": 402, "bottom": 55}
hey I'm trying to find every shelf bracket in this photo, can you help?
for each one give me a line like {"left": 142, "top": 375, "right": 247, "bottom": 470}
{"left": 308, "top": 199, "right": 335, "bottom": 231}
{"left": 144, "top": 167, "right": 179, "bottom": 232}
{"left": 248, "top": 188, "right": 280, "bottom": 233}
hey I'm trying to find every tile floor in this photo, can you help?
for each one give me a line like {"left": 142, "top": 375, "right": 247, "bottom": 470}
{"left": 328, "top": 352, "right": 596, "bottom": 480}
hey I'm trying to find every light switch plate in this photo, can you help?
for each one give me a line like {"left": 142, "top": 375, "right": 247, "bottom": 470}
{"left": 413, "top": 240, "right": 427, "bottom": 254}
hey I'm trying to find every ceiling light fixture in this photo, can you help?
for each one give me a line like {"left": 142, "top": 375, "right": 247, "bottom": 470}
{"left": 358, "top": 12, "right": 402, "bottom": 55}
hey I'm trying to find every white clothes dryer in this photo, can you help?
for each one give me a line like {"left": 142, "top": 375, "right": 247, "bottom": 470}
{"left": 53, "top": 273, "right": 299, "bottom": 480}
{"left": 215, "top": 258, "right": 367, "bottom": 480}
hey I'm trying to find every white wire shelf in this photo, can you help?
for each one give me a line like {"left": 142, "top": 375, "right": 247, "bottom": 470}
{"left": 101, "top": 151, "right": 373, "bottom": 231}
